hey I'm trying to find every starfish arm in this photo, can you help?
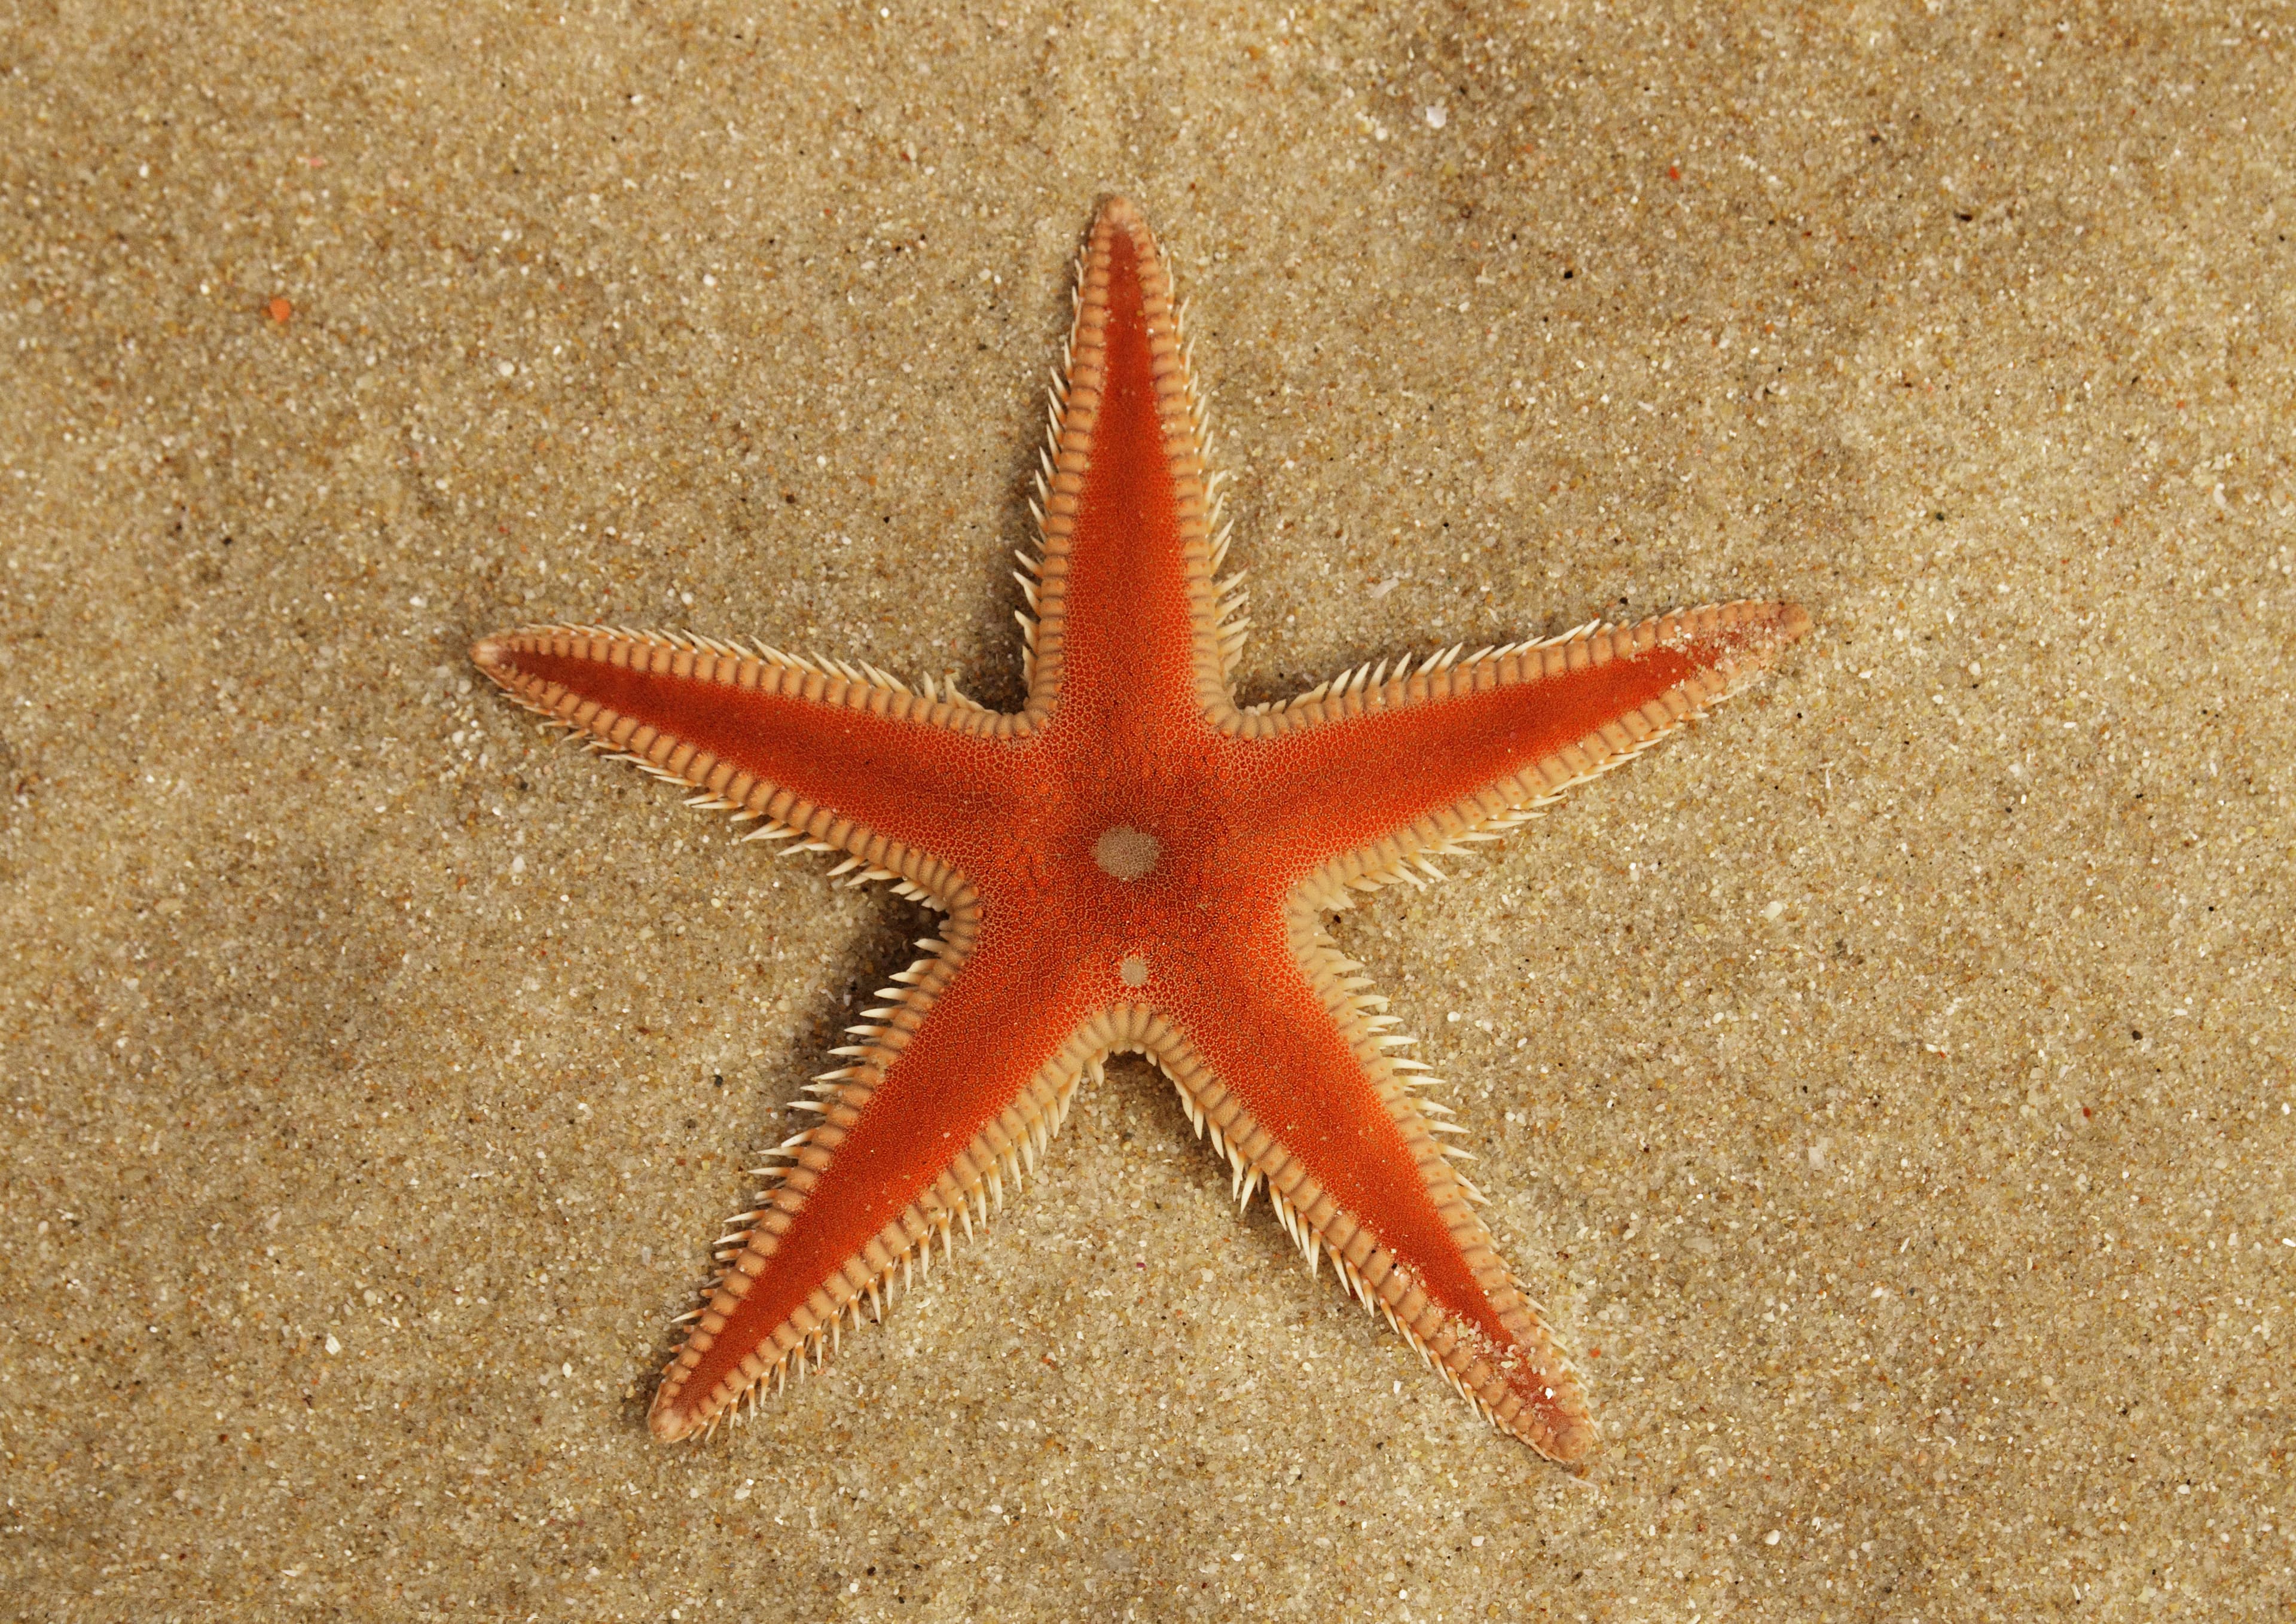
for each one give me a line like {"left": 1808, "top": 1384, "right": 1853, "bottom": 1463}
{"left": 1022, "top": 198, "right": 1243, "bottom": 739}
{"left": 470, "top": 625, "right": 1016, "bottom": 905}
{"left": 1233, "top": 601, "right": 1811, "bottom": 886}
{"left": 649, "top": 912, "right": 1109, "bottom": 1440}
{"left": 1138, "top": 909, "right": 1594, "bottom": 1461}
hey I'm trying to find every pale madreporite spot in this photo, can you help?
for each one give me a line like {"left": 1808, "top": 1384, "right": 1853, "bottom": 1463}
{"left": 1092, "top": 825, "right": 1161, "bottom": 881}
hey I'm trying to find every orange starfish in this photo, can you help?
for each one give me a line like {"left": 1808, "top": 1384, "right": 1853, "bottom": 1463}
{"left": 472, "top": 198, "right": 1808, "bottom": 1461}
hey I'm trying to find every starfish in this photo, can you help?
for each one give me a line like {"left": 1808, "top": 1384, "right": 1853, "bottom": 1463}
{"left": 472, "top": 197, "right": 1808, "bottom": 1461}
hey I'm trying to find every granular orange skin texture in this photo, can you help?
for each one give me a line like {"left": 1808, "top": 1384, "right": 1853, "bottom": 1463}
{"left": 474, "top": 199, "right": 1809, "bottom": 1462}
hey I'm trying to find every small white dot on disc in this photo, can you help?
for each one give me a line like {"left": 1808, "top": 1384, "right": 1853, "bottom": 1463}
{"left": 1119, "top": 954, "right": 1150, "bottom": 988}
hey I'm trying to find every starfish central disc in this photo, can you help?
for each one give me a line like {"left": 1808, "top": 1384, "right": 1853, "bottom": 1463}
{"left": 1092, "top": 825, "right": 1162, "bottom": 881}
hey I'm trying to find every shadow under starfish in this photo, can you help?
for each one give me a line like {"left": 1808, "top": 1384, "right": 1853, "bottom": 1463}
{"left": 472, "top": 196, "right": 1810, "bottom": 1463}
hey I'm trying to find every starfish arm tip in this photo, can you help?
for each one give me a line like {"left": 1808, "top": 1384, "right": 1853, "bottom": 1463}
{"left": 648, "top": 1392, "right": 698, "bottom": 1442}
{"left": 1544, "top": 1414, "right": 1600, "bottom": 1466}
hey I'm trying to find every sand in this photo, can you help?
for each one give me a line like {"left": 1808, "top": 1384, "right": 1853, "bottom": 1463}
{"left": 2, "top": 2, "right": 2290, "bottom": 1617}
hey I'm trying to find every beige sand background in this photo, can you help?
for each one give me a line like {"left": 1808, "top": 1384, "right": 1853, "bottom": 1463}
{"left": 3, "top": 1, "right": 2291, "bottom": 1617}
